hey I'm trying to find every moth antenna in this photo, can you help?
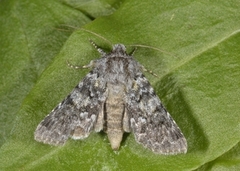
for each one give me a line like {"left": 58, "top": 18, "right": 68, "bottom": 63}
{"left": 60, "top": 24, "right": 79, "bottom": 30}
{"left": 80, "top": 28, "right": 112, "bottom": 47}
{"left": 129, "top": 44, "right": 177, "bottom": 57}
{"left": 54, "top": 24, "right": 79, "bottom": 32}
{"left": 54, "top": 26, "right": 113, "bottom": 48}
{"left": 54, "top": 27, "right": 73, "bottom": 32}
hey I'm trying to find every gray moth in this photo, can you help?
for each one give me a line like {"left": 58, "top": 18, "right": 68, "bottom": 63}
{"left": 34, "top": 41, "right": 187, "bottom": 154}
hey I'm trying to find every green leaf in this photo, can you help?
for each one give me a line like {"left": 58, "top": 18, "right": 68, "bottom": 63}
{"left": 195, "top": 142, "right": 240, "bottom": 171}
{"left": 0, "top": 0, "right": 240, "bottom": 170}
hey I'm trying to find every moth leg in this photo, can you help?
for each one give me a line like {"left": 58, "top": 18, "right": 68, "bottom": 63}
{"left": 66, "top": 60, "right": 95, "bottom": 69}
{"left": 129, "top": 47, "right": 137, "bottom": 56}
{"left": 89, "top": 39, "right": 107, "bottom": 56}
{"left": 94, "top": 102, "right": 105, "bottom": 132}
{"left": 123, "top": 107, "right": 131, "bottom": 132}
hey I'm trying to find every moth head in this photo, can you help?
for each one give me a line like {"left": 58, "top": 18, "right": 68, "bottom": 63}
{"left": 112, "top": 44, "right": 127, "bottom": 56}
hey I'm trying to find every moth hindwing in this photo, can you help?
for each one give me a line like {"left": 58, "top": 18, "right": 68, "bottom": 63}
{"left": 34, "top": 42, "right": 187, "bottom": 154}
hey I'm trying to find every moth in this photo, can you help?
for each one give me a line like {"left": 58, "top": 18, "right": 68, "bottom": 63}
{"left": 34, "top": 41, "right": 187, "bottom": 154}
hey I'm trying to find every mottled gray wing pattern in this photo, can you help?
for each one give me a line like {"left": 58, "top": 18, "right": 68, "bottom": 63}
{"left": 34, "top": 71, "right": 107, "bottom": 145}
{"left": 126, "top": 73, "right": 187, "bottom": 154}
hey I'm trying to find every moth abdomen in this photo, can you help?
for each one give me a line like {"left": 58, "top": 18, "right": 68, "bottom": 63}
{"left": 104, "top": 83, "right": 126, "bottom": 150}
